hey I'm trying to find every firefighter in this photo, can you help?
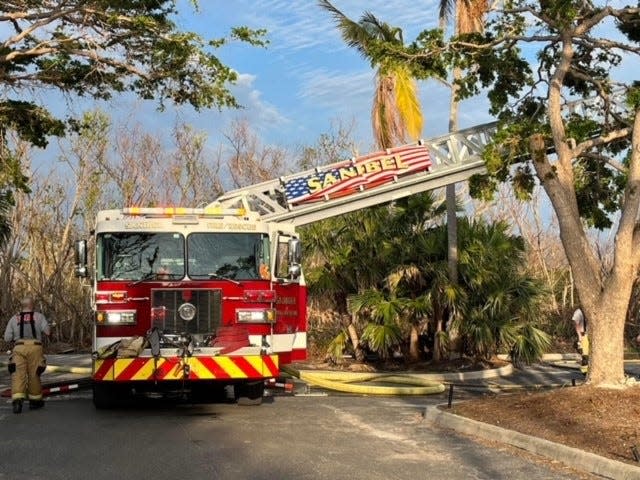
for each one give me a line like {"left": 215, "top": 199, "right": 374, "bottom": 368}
{"left": 4, "top": 297, "right": 50, "bottom": 413}
{"left": 572, "top": 307, "right": 589, "bottom": 375}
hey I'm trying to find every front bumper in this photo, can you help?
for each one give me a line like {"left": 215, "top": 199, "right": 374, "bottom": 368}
{"left": 93, "top": 354, "right": 279, "bottom": 382}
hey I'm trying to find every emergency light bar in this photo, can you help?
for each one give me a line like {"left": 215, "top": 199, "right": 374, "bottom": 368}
{"left": 122, "top": 206, "right": 247, "bottom": 218}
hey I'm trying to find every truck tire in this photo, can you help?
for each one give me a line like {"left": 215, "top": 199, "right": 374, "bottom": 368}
{"left": 236, "top": 381, "right": 264, "bottom": 406}
{"left": 93, "top": 383, "right": 115, "bottom": 409}
{"left": 93, "top": 382, "right": 131, "bottom": 409}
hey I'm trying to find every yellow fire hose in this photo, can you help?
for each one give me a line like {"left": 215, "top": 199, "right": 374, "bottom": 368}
{"left": 281, "top": 365, "right": 445, "bottom": 395}
{"left": 0, "top": 362, "right": 91, "bottom": 375}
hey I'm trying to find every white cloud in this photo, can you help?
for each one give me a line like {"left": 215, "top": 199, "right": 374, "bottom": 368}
{"left": 297, "top": 68, "right": 374, "bottom": 108}
{"left": 235, "top": 72, "right": 257, "bottom": 88}
{"left": 247, "top": 0, "right": 440, "bottom": 53}
{"left": 231, "top": 71, "right": 290, "bottom": 128}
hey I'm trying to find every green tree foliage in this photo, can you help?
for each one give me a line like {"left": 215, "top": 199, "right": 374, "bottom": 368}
{"left": 0, "top": 1, "right": 265, "bottom": 243}
{"left": 380, "top": 0, "right": 639, "bottom": 385}
{"left": 453, "top": 219, "right": 550, "bottom": 363}
{"left": 319, "top": 0, "right": 446, "bottom": 147}
{"left": 306, "top": 192, "right": 549, "bottom": 364}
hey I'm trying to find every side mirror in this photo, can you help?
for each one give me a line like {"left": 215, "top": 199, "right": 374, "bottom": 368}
{"left": 288, "top": 264, "right": 301, "bottom": 280}
{"left": 288, "top": 238, "right": 302, "bottom": 265}
{"left": 74, "top": 240, "right": 88, "bottom": 278}
{"left": 287, "top": 238, "right": 302, "bottom": 280}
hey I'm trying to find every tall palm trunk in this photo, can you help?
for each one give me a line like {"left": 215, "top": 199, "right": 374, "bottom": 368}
{"left": 432, "top": 297, "right": 446, "bottom": 362}
{"left": 409, "top": 324, "right": 421, "bottom": 362}
{"left": 348, "top": 313, "right": 365, "bottom": 362}
{"left": 447, "top": 66, "right": 461, "bottom": 283}
{"left": 443, "top": 67, "right": 463, "bottom": 360}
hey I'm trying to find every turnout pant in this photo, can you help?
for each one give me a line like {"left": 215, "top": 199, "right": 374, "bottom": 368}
{"left": 11, "top": 340, "right": 46, "bottom": 401}
{"left": 580, "top": 335, "right": 590, "bottom": 375}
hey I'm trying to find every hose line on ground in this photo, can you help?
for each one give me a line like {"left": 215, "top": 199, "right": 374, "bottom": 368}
{"left": 281, "top": 365, "right": 445, "bottom": 395}
{"left": 0, "top": 362, "right": 92, "bottom": 375}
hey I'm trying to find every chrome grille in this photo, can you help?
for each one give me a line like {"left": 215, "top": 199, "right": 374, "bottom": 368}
{"left": 151, "top": 289, "right": 221, "bottom": 335}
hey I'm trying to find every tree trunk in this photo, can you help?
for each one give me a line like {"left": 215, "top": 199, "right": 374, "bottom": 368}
{"left": 433, "top": 310, "right": 444, "bottom": 363}
{"left": 446, "top": 185, "right": 458, "bottom": 283}
{"left": 408, "top": 324, "right": 420, "bottom": 362}
{"left": 347, "top": 317, "right": 365, "bottom": 362}
{"left": 529, "top": 106, "right": 640, "bottom": 386}
{"left": 446, "top": 66, "right": 461, "bottom": 284}
{"left": 589, "top": 302, "right": 627, "bottom": 386}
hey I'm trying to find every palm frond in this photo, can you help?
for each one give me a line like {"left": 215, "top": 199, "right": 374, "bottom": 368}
{"left": 361, "top": 321, "right": 402, "bottom": 359}
{"left": 393, "top": 66, "right": 423, "bottom": 141}
{"left": 360, "top": 11, "right": 403, "bottom": 44}
{"left": 458, "top": 0, "right": 489, "bottom": 34}
{"left": 438, "top": 0, "right": 454, "bottom": 29}
{"left": 326, "top": 329, "right": 349, "bottom": 363}
{"left": 372, "top": 74, "right": 404, "bottom": 148}
{"left": 348, "top": 289, "right": 385, "bottom": 315}
{"left": 387, "top": 264, "right": 423, "bottom": 291}
{"left": 318, "top": 0, "right": 374, "bottom": 58}
{"left": 509, "top": 323, "right": 551, "bottom": 366}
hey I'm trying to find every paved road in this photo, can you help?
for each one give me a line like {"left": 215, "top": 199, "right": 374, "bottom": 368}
{"left": 0, "top": 390, "right": 590, "bottom": 480}
{"left": 0, "top": 355, "right": 605, "bottom": 479}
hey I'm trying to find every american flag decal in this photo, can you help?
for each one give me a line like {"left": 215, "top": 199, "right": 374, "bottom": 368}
{"left": 283, "top": 144, "right": 432, "bottom": 205}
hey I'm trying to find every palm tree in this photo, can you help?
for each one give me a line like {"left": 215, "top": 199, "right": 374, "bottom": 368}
{"left": 388, "top": 221, "right": 463, "bottom": 362}
{"left": 348, "top": 289, "right": 406, "bottom": 360}
{"left": 385, "top": 193, "right": 455, "bottom": 362}
{"left": 439, "top": 0, "right": 491, "bottom": 284}
{"left": 319, "top": 0, "right": 422, "bottom": 148}
{"left": 384, "top": 211, "right": 549, "bottom": 365}
{"left": 302, "top": 205, "right": 393, "bottom": 362}
{"left": 453, "top": 218, "right": 551, "bottom": 364}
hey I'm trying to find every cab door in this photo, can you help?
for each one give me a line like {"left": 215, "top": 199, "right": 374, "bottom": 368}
{"left": 271, "top": 233, "right": 306, "bottom": 362}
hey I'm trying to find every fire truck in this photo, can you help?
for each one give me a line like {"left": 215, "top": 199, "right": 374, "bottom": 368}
{"left": 74, "top": 90, "right": 619, "bottom": 408}
{"left": 76, "top": 199, "right": 304, "bottom": 407}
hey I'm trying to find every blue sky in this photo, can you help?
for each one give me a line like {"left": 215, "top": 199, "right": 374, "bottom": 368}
{"left": 33, "top": 0, "right": 637, "bottom": 167}
{"left": 132, "top": 0, "right": 494, "bottom": 153}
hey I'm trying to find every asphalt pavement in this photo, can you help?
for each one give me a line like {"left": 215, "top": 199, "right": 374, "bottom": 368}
{"left": 0, "top": 393, "right": 590, "bottom": 480}
{"left": 0, "top": 354, "right": 602, "bottom": 480}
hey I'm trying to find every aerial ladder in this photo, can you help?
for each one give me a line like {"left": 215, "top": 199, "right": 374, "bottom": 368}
{"left": 215, "top": 89, "right": 631, "bottom": 226}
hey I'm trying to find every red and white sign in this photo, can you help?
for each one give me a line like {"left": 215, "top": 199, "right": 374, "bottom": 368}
{"left": 284, "top": 144, "right": 432, "bottom": 205}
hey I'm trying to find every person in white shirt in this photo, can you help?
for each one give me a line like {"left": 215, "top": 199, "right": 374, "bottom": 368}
{"left": 572, "top": 307, "right": 589, "bottom": 374}
{"left": 4, "top": 297, "right": 50, "bottom": 413}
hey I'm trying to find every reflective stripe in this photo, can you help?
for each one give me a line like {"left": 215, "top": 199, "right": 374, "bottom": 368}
{"left": 94, "top": 355, "right": 279, "bottom": 381}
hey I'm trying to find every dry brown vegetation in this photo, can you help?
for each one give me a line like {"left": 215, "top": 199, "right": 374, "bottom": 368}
{"left": 451, "top": 385, "right": 640, "bottom": 465}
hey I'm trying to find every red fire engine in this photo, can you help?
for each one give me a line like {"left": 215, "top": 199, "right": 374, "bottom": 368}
{"left": 74, "top": 126, "right": 499, "bottom": 408}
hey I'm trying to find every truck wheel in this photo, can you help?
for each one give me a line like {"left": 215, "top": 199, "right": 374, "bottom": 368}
{"left": 236, "top": 381, "right": 264, "bottom": 406}
{"left": 93, "top": 383, "right": 131, "bottom": 409}
{"left": 93, "top": 383, "right": 115, "bottom": 409}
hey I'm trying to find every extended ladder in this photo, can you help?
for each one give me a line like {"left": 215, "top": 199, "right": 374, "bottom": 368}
{"left": 214, "top": 90, "right": 630, "bottom": 227}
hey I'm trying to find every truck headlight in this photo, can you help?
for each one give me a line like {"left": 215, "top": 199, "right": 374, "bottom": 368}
{"left": 236, "top": 309, "right": 276, "bottom": 324}
{"left": 96, "top": 310, "right": 137, "bottom": 325}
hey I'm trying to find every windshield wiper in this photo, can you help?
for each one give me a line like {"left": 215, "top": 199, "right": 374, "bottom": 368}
{"left": 130, "top": 271, "right": 157, "bottom": 286}
{"left": 208, "top": 272, "right": 242, "bottom": 286}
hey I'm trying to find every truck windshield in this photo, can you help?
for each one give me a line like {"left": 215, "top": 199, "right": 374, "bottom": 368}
{"left": 97, "top": 232, "right": 185, "bottom": 281}
{"left": 187, "top": 233, "right": 270, "bottom": 280}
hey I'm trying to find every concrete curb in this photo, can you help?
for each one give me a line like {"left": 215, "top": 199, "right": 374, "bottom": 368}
{"left": 496, "top": 353, "right": 581, "bottom": 362}
{"left": 418, "top": 363, "right": 514, "bottom": 382}
{"left": 425, "top": 406, "right": 640, "bottom": 480}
